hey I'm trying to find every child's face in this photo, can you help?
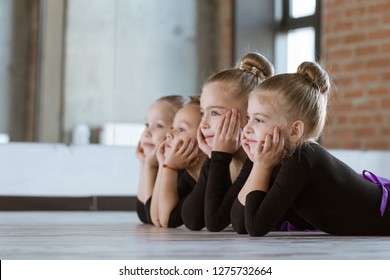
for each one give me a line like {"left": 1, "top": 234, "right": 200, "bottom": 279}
{"left": 243, "top": 91, "right": 288, "bottom": 153}
{"left": 200, "top": 82, "right": 247, "bottom": 147}
{"left": 165, "top": 104, "right": 200, "bottom": 150}
{"left": 140, "top": 101, "right": 174, "bottom": 155}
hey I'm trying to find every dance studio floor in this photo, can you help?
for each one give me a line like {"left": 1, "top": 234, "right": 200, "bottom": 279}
{"left": 1, "top": 211, "right": 390, "bottom": 260}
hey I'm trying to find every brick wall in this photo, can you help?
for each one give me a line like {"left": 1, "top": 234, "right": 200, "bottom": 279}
{"left": 322, "top": 0, "right": 390, "bottom": 150}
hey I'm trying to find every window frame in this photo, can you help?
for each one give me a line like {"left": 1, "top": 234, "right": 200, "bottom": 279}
{"left": 278, "top": 0, "right": 321, "bottom": 62}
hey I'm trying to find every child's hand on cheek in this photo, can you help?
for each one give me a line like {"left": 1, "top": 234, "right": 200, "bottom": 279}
{"left": 156, "top": 140, "right": 166, "bottom": 165}
{"left": 164, "top": 138, "right": 199, "bottom": 170}
{"left": 212, "top": 109, "right": 242, "bottom": 154}
{"left": 197, "top": 126, "right": 212, "bottom": 158}
{"left": 144, "top": 140, "right": 162, "bottom": 168}
{"left": 136, "top": 141, "right": 145, "bottom": 163}
{"left": 253, "top": 127, "right": 284, "bottom": 170}
{"left": 241, "top": 134, "right": 254, "bottom": 162}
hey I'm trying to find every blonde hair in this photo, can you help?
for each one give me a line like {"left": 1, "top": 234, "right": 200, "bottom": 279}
{"left": 188, "top": 95, "right": 200, "bottom": 105}
{"left": 155, "top": 95, "right": 190, "bottom": 112}
{"left": 203, "top": 52, "right": 274, "bottom": 100}
{"left": 257, "top": 61, "right": 330, "bottom": 142}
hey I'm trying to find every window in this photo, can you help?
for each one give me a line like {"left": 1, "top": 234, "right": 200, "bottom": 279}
{"left": 274, "top": 0, "right": 321, "bottom": 73}
{"left": 290, "top": 0, "right": 316, "bottom": 18}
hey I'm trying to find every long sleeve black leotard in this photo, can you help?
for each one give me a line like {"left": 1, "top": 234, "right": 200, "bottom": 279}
{"left": 166, "top": 170, "right": 196, "bottom": 228}
{"left": 231, "top": 165, "right": 316, "bottom": 234}
{"left": 232, "top": 142, "right": 390, "bottom": 236}
{"left": 205, "top": 151, "right": 253, "bottom": 231}
{"left": 181, "top": 153, "right": 252, "bottom": 231}
{"left": 136, "top": 170, "right": 187, "bottom": 226}
{"left": 183, "top": 151, "right": 314, "bottom": 232}
{"left": 136, "top": 197, "right": 152, "bottom": 224}
{"left": 181, "top": 158, "right": 210, "bottom": 230}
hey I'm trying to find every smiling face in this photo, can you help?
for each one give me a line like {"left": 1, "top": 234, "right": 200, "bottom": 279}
{"left": 140, "top": 101, "right": 176, "bottom": 155}
{"left": 243, "top": 90, "right": 289, "bottom": 153}
{"left": 165, "top": 104, "right": 201, "bottom": 150}
{"left": 199, "top": 82, "right": 248, "bottom": 147}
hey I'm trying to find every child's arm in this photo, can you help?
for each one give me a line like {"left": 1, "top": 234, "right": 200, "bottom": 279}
{"left": 230, "top": 198, "right": 247, "bottom": 234}
{"left": 204, "top": 109, "right": 242, "bottom": 231}
{"left": 150, "top": 166, "right": 163, "bottom": 227}
{"left": 157, "top": 139, "right": 197, "bottom": 227}
{"left": 165, "top": 172, "right": 196, "bottom": 228}
{"left": 238, "top": 127, "right": 294, "bottom": 236}
{"left": 157, "top": 167, "right": 180, "bottom": 227}
{"left": 149, "top": 141, "right": 167, "bottom": 227}
{"left": 135, "top": 141, "right": 157, "bottom": 224}
{"left": 206, "top": 156, "right": 253, "bottom": 231}
{"left": 238, "top": 127, "right": 284, "bottom": 204}
{"left": 238, "top": 162, "right": 272, "bottom": 204}
{"left": 139, "top": 142, "right": 160, "bottom": 203}
{"left": 136, "top": 164, "right": 150, "bottom": 224}
{"left": 136, "top": 141, "right": 147, "bottom": 202}
{"left": 181, "top": 159, "right": 210, "bottom": 231}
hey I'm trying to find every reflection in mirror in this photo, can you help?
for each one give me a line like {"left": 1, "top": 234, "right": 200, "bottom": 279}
{"left": 0, "top": 0, "right": 233, "bottom": 144}
{"left": 0, "top": 0, "right": 33, "bottom": 142}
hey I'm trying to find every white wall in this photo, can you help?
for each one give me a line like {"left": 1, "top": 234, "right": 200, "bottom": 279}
{"left": 1, "top": 143, "right": 390, "bottom": 197}
{"left": 0, "top": 143, "right": 139, "bottom": 196}
{"left": 329, "top": 150, "right": 390, "bottom": 178}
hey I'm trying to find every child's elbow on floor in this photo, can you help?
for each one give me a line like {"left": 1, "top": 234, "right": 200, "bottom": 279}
{"left": 205, "top": 223, "right": 224, "bottom": 232}
{"left": 248, "top": 228, "right": 268, "bottom": 237}
{"left": 159, "top": 217, "right": 170, "bottom": 228}
{"left": 183, "top": 221, "right": 204, "bottom": 231}
{"left": 232, "top": 225, "right": 248, "bottom": 235}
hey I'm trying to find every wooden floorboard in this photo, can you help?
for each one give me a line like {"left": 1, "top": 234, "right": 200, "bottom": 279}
{"left": 1, "top": 211, "right": 390, "bottom": 260}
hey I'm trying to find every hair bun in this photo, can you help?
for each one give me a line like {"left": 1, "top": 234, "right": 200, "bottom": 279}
{"left": 238, "top": 52, "right": 274, "bottom": 81}
{"left": 297, "top": 62, "right": 330, "bottom": 95}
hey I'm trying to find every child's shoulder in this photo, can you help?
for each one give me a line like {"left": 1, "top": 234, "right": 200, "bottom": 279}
{"left": 288, "top": 142, "right": 331, "bottom": 165}
{"left": 293, "top": 142, "right": 343, "bottom": 169}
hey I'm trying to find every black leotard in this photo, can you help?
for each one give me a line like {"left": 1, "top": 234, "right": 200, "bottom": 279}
{"left": 136, "top": 197, "right": 152, "bottom": 224}
{"left": 182, "top": 151, "right": 314, "bottom": 232}
{"left": 231, "top": 143, "right": 390, "bottom": 236}
{"left": 136, "top": 197, "right": 150, "bottom": 224}
{"left": 181, "top": 153, "right": 250, "bottom": 231}
{"left": 167, "top": 170, "right": 196, "bottom": 228}
{"left": 136, "top": 170, "right": 187, "bottom": 226}
{"left": 205, "top": 152, "right": 253, "bottom": 231}
{"left": 181, "top": 158, "right": 210, "bottom": 230}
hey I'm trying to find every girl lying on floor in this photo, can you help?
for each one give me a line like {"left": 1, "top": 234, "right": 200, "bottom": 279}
{"left": 150, "top": 97, "right": 207, "bottom": 228}
{"left": 232, "top": 61, "right": 390, "bottom": 236}
{"left": 136, "top": 95, "right": 188, "bottom": 224}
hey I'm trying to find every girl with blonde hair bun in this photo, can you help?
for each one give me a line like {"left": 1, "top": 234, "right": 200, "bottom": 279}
{"left": 233, "top": 61, "right": 390, "bottom": 236}
{"left": 181, "top": 52, "right": 275, "bottom": 231}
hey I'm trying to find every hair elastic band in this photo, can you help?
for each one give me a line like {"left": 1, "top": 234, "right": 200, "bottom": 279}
{"left": 250, "top": 66, "right": 259, "bottom": 75}
{"left": 239, "top": 62, "right": 260, "bottom": 76}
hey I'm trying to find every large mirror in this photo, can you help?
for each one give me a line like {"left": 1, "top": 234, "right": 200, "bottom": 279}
{"left": 0, "top": 0, "right": 279, "bottom": 145}
{"left": 0, "top": 0, "right": 235, "bottom": 144}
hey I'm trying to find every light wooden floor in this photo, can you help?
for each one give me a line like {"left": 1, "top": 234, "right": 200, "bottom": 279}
{"left": 1, "top": 211, "right": 390, "bottom": 260}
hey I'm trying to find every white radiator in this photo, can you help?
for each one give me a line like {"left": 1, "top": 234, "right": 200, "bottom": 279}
{"left": 0, "top": 133, "right": 10, "bottom": 144}
{"left": 99, "top": 123, "right": 144, "bottom": 147}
